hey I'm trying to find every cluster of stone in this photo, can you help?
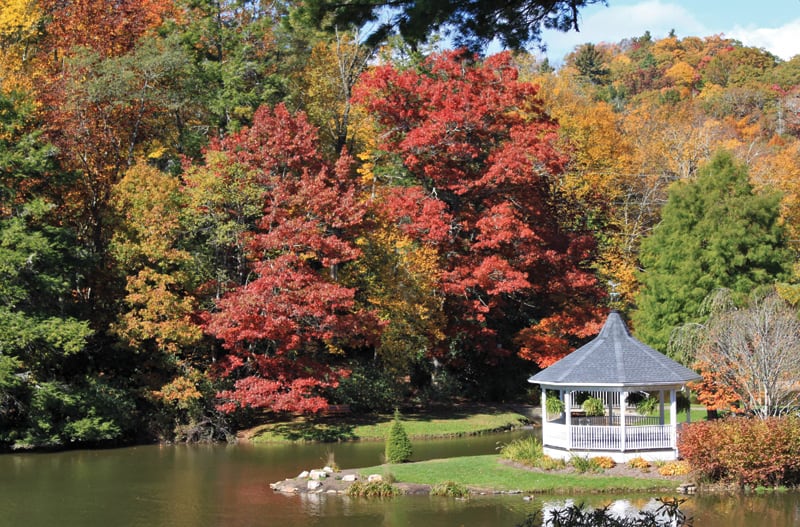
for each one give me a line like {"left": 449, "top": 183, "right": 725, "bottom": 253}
{"left": 269, "top": 466, "right": 383, "bottom": 494}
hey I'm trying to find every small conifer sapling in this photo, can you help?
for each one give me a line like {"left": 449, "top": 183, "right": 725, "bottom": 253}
{"left": 385, "top": 409, "right": 413, "bottom": 463}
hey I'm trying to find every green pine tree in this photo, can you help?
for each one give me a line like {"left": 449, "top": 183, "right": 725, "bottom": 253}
{"left": 633, "top": 151, "right": 793, "bottom": 356}
{"left": 385, "top": 409, "right": 413, "bottom": 463}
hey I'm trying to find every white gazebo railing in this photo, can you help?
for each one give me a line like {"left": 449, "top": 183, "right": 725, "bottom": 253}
{"left": 624, "top": 424, "right": 672, "bottom": 449}
{"left": 543, "top": 422, "right": 673, "bottom": 451}
{"left": 572, "top": 424, "right": 621, "bottom": 450}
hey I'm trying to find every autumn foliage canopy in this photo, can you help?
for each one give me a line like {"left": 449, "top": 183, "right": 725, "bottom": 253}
{"left": 355, "top": 50, "right": 604, "bottom": 368}
{"left": 4, "top": 1, "right": 800, "bottom": 447}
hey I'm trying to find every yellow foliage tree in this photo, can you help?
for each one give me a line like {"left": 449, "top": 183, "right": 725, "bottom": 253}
{"left": 343, "top": 212, "right": 445, "bottom": 377}
{"left": 0, "top": 0, "right": 39, "bottom": 39}
{"left": 293, "top": 30, "right": 373, "bottom": 156}
{"left": 665, "top": 61, "right": 698, "bottom": 96}
{"left": 110, "top": 161, "right": 204, "bottom": 403}
{"left": 530, "top": 71, "right": 642, "bottom": 300}
{"left": 0, "top": 0, "right": 43, "bottom": 91}
{"left": 749, "top": 136, "right": 800, "bottom": 254}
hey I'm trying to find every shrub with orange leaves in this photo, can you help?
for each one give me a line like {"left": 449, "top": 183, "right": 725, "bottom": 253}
{"left": 658, "top": 460, "right": 691, "bottom": 477}
{"left": 593, "top": 456, "right": 617, "bottom": 469}
{"left": 628, "top": 457, "right": 651, "bottom": 470}
{"left": 678, "top": 417, "right": 800, "bottom": 487}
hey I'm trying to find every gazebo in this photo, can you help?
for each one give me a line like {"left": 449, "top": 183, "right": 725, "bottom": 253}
{"left": 528, "top": 311, "right": 701, "bottom": 462}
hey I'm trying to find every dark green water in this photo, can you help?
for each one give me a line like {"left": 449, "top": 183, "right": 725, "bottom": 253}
{"left": 1, "top": 430, "right": 798, "bottom": 527}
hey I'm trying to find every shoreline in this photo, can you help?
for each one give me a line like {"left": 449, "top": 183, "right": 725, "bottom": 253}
{"left": 269, "top": 453, "right": 691, "bottom": 497}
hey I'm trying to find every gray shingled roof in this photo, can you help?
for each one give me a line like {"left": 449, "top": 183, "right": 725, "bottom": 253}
{"left": 528, "top": 311, "right": 701, "bottom": 387}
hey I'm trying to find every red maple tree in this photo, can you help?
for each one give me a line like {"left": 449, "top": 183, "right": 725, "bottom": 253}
{"left": 354, "top": 50, "right": 604, "bottom": 369}
{"left": 202, "top": 105, "right": 380, "bottom": 413}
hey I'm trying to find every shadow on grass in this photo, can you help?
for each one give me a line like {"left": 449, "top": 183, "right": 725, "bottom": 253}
{"left": 247, "top": 403, "right": 529, "bottom": 442}
{"left": 394, "top": 404, "right": 528, "bottom": 424}
{"left": 253, "top": 420, "right": 358, "bottom": 442}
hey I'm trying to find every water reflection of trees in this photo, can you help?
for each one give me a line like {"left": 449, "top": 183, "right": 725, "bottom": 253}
{"left": 516, "top": 497, "right": 692, "bottom": 526}
{"left": 688, "top": 493, "right": 800, "bottom": 527}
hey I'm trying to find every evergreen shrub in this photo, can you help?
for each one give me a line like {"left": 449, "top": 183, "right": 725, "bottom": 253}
{"left": 385, "top": 409, "right": 413, "bottom": 463}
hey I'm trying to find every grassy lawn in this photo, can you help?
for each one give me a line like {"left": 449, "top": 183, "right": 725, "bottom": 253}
{"left": 247, "top": 407, "right": 529, "bottom": 443}
{"left": 360, "top": 455, "right": 673, "bottom": 493}
{"left": 684, "top": 405, "right": 709, "bottom": 423}
{"left": 661, "top": 405, "right": 709, "bottom": 424}
{"left": 634, "top": 405, "right": 708, "bottom": 424}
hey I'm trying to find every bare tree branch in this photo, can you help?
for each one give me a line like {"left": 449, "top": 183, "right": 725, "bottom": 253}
{"left": 687, "top": 289, "right": 800, "bottom": 418}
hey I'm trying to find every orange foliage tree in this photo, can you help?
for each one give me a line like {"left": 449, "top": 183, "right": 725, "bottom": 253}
{"left": 28, "top": 1, "right": 181, "bottom": 317}
{"left": 688, "top": 361, "right": 742, "bottom": 416}
{"left": 39, "top": 0, "right": 172, "bottom": 59}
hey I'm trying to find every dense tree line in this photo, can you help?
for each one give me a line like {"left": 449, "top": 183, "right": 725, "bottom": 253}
{"left": 1, "top": 0, "right": 798, "bottom": 449}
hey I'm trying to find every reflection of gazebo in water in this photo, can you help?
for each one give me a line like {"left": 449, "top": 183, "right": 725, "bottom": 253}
{"left": 528, "top": 311, "right": 701, "bottom": 462}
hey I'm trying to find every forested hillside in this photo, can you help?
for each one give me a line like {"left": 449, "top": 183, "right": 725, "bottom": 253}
{"left": 1, "top": 0, "right": 797, "bottom": 449}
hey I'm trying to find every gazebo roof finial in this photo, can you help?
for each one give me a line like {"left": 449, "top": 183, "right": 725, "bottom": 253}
{"left": 608, "top": 280, "right": 620, "bottom": 303}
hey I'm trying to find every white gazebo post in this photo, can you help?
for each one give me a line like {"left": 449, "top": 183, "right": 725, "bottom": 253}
{"left": 620, "top": 390, "right": 627, "bottom": 452}
{"left": 564, "top": 391, "right": 572, "bottom": 448}
{"left": 528, "top": 310, "right": 702, "bottom": 463}
{"left": 540, "top": 388, "right": 548, "bottom": 438}
{"left": 670, "top": 389, "right": 678, "bottom": 456}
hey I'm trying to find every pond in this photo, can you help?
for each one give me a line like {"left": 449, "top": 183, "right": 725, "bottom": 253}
{"left": 1, "top": 430, "right": 798, "bottom": 527}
